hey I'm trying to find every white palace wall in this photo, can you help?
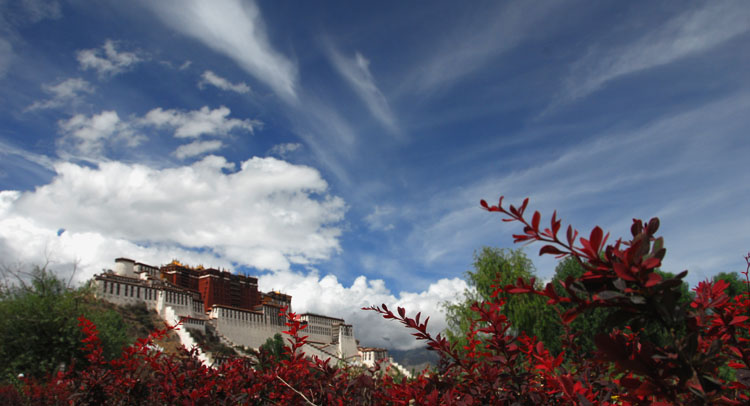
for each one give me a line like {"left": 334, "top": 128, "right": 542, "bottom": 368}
{"left": 94, "top": 259, "right": 365, "bottom": 365}
{"left": 209, "top": 305, "right": 286, "bottom": 350}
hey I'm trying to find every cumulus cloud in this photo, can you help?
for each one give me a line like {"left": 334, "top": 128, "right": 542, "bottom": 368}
{"left": 198, "top": 70, "right": 251, "bottom": 94}
{"left": 77, "top": 39, "right": 143, "bottom": 78}
{"left": 327, "top": 48, "right": 399, "bottom": 136}
{"left": 0, "top": 189, "right": 235, "bottom": 287}
{"left": 26, "top": 78, "right": 94, "bottom": 111}
{"left": 259, "top": 269, "right": 468, "bottom": 349}
{"left": 2, "top": 181, "right": 464, "bottom": 349}
{"left": 57, "top": 110, "right": 142, "bottom": 157}
{"left": 0, "top": 155, "right": 346, "bottom": 280}
{"left": 173, "top": 140, "right": 223, "bottom": 159}
{"left": 142, "top": 105, "right": 259, "bottom": 138}
{"left": 56, "top": 106, "right": 257, "bottom": 160}
{"left": 142, "top": 0, "right": 297, "bottom": 102}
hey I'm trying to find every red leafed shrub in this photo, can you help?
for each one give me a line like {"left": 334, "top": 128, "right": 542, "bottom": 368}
{"left": 1, "top": 196, "right": 748, "bottom": 405}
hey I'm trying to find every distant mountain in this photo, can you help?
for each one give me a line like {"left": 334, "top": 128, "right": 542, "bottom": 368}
{"left": 387, "top": 346, "right": 440, "bottom": 374}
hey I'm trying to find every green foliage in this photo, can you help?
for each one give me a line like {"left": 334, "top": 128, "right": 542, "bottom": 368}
{"left": 444, "top": 250, "right": 697, "bottom": 357}
{"left": 542, "top": 259, "right": 695, "bottom": 354}
{"left": 443, "top": 248, "right": 556, "bottom": 350}
{"left": 713, "top": 271, "right": 748, "bottom": 299}
{"left": 0, "top": 266, "right": 129, "bottom": 382}
{"left": 257, "top": 333, "right": 289, "bottom": 369}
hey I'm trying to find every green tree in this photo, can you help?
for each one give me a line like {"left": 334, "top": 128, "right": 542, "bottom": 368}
{"left": 444, "top": 251, "right": 696, "bottom": 356}
{"left": 443, "top": 248, "right": 557, "bottom": 350}
{"left": 713, "top": 272, "right": 748, "bottom": 299}
{"left": 547, "top": 259, "right": 695, "bottom": 353}
{"left": 0, "top": 266, "right": 129, "bottom": 382}
{"left": 256, "top": 333, "right": 289, "bottom": 369}
{"left": 545, "top": 257, "right": 612, "bottom": 354}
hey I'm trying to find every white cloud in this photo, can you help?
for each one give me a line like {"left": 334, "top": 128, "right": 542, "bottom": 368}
{"left": 26, "top": 78, "right": 94, "bottom": 111}
{"left": 55, "top": 106, "right": 258, "bottom": 160}
{"left": 173, "top": 140, "right": 223, "bottom": 159}
{"left": 327, "top": 48, "right": 400, "bottom": 136}
{"left": 405, "top": 92, "right": 750, "bottom": 285}
{"left": 77, "top": 39, "right": 143, "bottom": 78}
{"left": 0, "top": 138, "right": 55, "bottom": 172}
{"left": 0, "top": 156, "right": 347, "bottom": 283}
{"left": 0, "top": 188, "right": 234, "bottom": 288}
{"left": 2, "top": 177, "right": 465, "bottom": 350}
{"left": 57, "top": 110, "right": 142, "bottom": 157}
{"left": 404, "top": 0, "right": 567, "bottom": 94}
{"left": 559, "top": 2, "right": 750, "bottom": 104}
{"left": 259, "top": 268, "right": 468, "bottom": 349}
{"left": 142, "top": 106, "right": 259, "bottom": 138}
{"left": 143, "top": 0, "right": 297, "bottom": 102}
{"left": 268, "top": 142, "right": 301, "bottom": 158}
{"left": 199, "top": 70, "right": 251, "bottom": 94}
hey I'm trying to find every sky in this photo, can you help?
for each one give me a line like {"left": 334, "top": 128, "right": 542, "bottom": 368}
{"left": 1, "top": 0, "right": 749, "bottom": 350}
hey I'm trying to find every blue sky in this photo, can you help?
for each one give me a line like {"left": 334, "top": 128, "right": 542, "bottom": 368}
{"left": 1, "top": 0, "right": 749, "bottom": 349}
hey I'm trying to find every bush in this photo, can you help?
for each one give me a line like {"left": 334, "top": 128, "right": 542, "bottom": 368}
{"left": 1, "top": 197, "right": 748, "bottom": 404}
{"left": 0, "top": 267, "right": 129, "bottom": 383}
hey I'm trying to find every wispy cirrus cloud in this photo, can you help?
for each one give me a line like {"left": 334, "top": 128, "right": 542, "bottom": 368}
{"left": 404, "top": 0, "right": 568, "bottom": 94}
{"left": 556, "top": 2, "right": 750, "bottom": 106}
{"left": 77, "top": 39, "right": 143, "bottom": 78}
{"left": 327, "top": 47, "right": 400, "bottom": 137}
{"left": 406, "top": 91, "right": 750, "bottom": 284}
{"left": 142, "top": 0, "right": 297, "bottom": 102}
{"left": 198, "top": 70, "right": 251, "bottom": 94}
{"left": 0, "top": 38, "right": 12, "bottom": 78}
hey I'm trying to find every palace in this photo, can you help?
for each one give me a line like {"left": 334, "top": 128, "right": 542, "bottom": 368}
{"left": 93, "top": 258, "right": 361, "bottom": 365}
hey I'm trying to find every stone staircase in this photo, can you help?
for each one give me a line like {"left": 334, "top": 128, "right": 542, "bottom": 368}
{"left": 302, "top": 342, "right": 341, "bottom": 362}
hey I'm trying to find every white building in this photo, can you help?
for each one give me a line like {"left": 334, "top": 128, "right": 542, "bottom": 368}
{"left": 93, "top": 258, "right": 362, "bottom": 366}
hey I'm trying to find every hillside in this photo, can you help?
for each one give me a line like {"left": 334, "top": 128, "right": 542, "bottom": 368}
{"left": 86, "top": 299, "right": 185, "bottom": 356}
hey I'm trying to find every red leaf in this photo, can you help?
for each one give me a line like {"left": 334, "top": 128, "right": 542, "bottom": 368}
{"left": 532, "top": 211, "right": 541, "bottom": 230}
{"left": 561, "top": 309, "right": 578, "bottom": 324}
{"left": 558, "top": 375, "right": 575, "bottom": 398}
{"left": 730, "top": 316, "right": 749, "bottom": 326}
{"left": 642, "top": 257, "right": 661, "bottom": 270}
{"left": 645, "top": 272, "right": 662, "bottom": 287}
{"left": 536, "top": 341, "right": 545, "bottom": 355}
{"left": 613, "top": 263, "right": 636, "bottom": 281}
{"left": 589, "top": 226, "right": 603, "bottom": 254}
{"left": 551, "top": 211, "right": 560, "bottom": 236}
{"left": 539, "top": 245, "right": 566, "bottom": 256}
{"left": 519, "top": 198, "right": 529, "bottom": 215}
{"left": 506, "top": 287, "right": 533, "bottom": 294}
